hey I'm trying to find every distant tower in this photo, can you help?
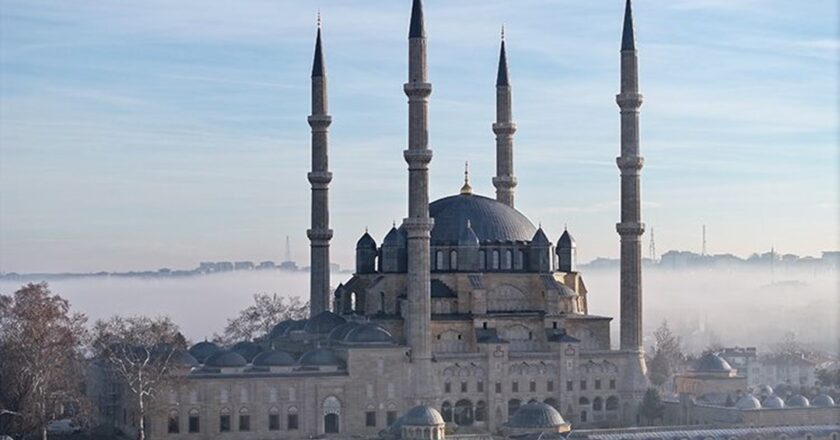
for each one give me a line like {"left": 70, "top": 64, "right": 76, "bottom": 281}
{"left": 285, "top": 235, "right": 292, "bottom": 262}
{"left": 403, "top": 0, "right": 435, "bottom": 404}
{"left": 648, "top": 228, "right": 657, "bottom": 263}
{"left": 616, "top": 0, "right": 645, "bottom": 352}
{"left": 492, "top": 27, "right": 517, "bottom": 208}
{"left": 307, "top": 19, "right": 333, "bottom": 316}
{"left": 702, "top": 224, "right": 707, "bottom": 256}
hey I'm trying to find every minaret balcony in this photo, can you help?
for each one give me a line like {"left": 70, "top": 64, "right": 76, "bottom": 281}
{"left": 307, "top": 114, "right": 332, "bottom": 128}
{"left": 492, "top": 122, "right": 517, "bottom": 135}
{"left": 615, "top": 93, "right": 643, "bottom": 108}
{"left": 403, "top": 82, "right": 432, "bottom": 98}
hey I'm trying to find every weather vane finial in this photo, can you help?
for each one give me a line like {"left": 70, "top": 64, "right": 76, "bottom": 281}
{"left": 460, "top": 161, "right": 473, "bottom": 195}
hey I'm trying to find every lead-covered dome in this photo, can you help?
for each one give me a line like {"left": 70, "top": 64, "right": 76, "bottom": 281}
{"left": 762, "top": 395, "right": 785, "bottom": 408}
{"left": 786, "top": 394, "right": 810, "bottom": 407}
{"left": 345, "top": 324, "right": 394, "bottom": 344}
{"left": 429, "top": 194, "right": 536, "bottom": 245}
{"left": 811, "top": 394, "right": 835, "bottom": 407}
{"left": 506, "top": 402, "right": 567, "bottom": 429}
{"left": 304, "top": 311, "right": 346, "bottom": 334}
{"left": 189, "top": 341, "right": 220, "bottom": 363}
{"left": 402, "top": 405, "right": 445, "bottom": 426}
{"left": 204, "top": 350, "right": 247, "bottom": 368}
{"left": 298, "top": 348, "right": 344, "bottom": 367}
{"left": 252, "top": 349, "right": 296, "bottom": 367}
{"left": 695, "top": 353, "right": 733, "bottom": 373}
{"left": 735, "top": 394, "right": 762, "bottom": 410}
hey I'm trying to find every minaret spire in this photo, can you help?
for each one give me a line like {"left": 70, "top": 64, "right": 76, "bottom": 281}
{"left": 492, "top": 27, "right": 517, "bottom": 208}
{"left": 307, "top": 17, "right": 333, "bottom": 316}
{"left": 616, "top": 0, "right": 645, "bottom": 352}
{"left": 403, "top": 0, "right": 434, "bottom": 405}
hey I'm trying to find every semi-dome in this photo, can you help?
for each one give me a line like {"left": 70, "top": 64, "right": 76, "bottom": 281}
{"left": 231, "top": 341, "right": 261, "bottom": 362}
{"left": 189, "top": 341, "right": 220, "bottom": 363}
{"left": 429, "top": 194, "right": 536, "bottom": 245}
{"left": 204, "top": 350, "right": 247, "bottom": 368}
{"left": 303, "top": 311, "right": 346, "bottom": 334}
{"left": 506, "top": 402, "right": 567, "bottom": 429}
{"left": 252, "top": 349, "right": 296, "bottom": 367}
{"left": 811, "top": 394, "right": 835, "bottom": 407}
{"left": 735, "top": 394, "right": 762, "bottom": 410}
{"left": 762, "top": 395, "right": 785, "bottom": 409}
{"left": 345, "top": 324, "right": 394, "bottom": 344}
{"left": 786, "top": 394, "right": 810, "bottom": 407}
{"left": 402, "top": 405, "right": 444, "bottom": 426}
{"left": 695, "top": 352, "right": 733, "bottom": 373}
{"left": 299, "top": 348, "right": 344, "bottom": 367}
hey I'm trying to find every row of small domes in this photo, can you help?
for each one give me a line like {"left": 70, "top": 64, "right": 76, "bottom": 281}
{"left": 186, "top": 343, "right": 346, "bottom": 369}
{"left": 268, "top": 311, "right": 395, "bottom": 344}
{"left": 735, "top": 392, "right": 835, "bottom": 410}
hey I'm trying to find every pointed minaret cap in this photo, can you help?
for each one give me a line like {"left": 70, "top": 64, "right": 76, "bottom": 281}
{"left": 621, "top": 0, "right": 636, "bottom": 51}
{"left": 409, "top": 0, "right": 425, "bottom": 39}
{"left": 312, "top": 22, "right": 325, "bottom": 78}
{"left": 496, "top": 27, "right": 510, "bottom": 86}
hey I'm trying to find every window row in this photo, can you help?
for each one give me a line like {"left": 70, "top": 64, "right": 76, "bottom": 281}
{"left": 166, "top": 407, "right": 298, "bottom": 434}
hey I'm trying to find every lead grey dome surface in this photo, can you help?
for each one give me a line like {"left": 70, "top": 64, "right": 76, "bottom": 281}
{"left": 506, "top": 402, "right": 566, "bottom": 428}
{"left": 811, "top": 394, "right": 835, "bottom": 407}
{"left": 344, "top": 324, "right": 394, "bottom": 344}
{"left": 298, "top": 348, "right": 344, "bottom": 367}
{"left": 695, "top": 352, "right": 733, "bottom": 373}
{"left": 189, "top": 341, "right": 220, "bottom": 363}
{"left": 304, "top": 311, "right": 346, "bottom": 334}
{"left": 735, "top": 394, "right": 762, "bottom": 410}
{"left": 204, "top": 350, "right": 247, "bottom": 368}
{"left": 786, "top": 394, "right": 810, "bottom": 407}
{"left": 761, "top": 395, "right": 785, "bottom": 408}
{"left": 231, "top": 341, "right": 261, "bottom": 362}
{"left": 402, "top": 405, "right": 444, "bottom": 426}
{"left": 429, "top": 194, "right": 536, "bottom": 245}
{"left": 252, "top": 349, "right": 296, "bottom": 367}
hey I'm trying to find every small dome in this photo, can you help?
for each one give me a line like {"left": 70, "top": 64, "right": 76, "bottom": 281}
{"left": 286, "top": 319, "right": 308, "bottom": 333}
{"left": 328, "top": 322, "right": 363, "bottom": 341}
{"left": 345, "top": 324, "right": 394, "bottom": 344}
{"left": 735, "top": 394, "right": 762, "bottom": 410}
{"left": 762, "top": 395, "right": 785, "bottom": 409}
{"left": 786, "top": 394, "right": 810, "bottom": 407}
{"left": 458, "top": 220, "right": 480, "bottom": 246}
{"left": 811, "top": 394, "right": 835, "bottom": 407}
{"left": 382, "top": 226, "right": 407, "bottom": 247}
{"left": 204, "top": 350, "right": 247, "bottom": 368}
{"left": 695, "top": 353, "right": 733, "bottom": 373}
{"left": 299, "top": 348, "right": 344, "bottom": 367}
{"left": 303, "top": 311, "right": 346, "bottom": 334}
{"left": 557, "top": 229, "right": 575, "bottom": 248}
{"left": 252, "top": 349, "right": 296, "bottom": 367}
{"left": 231, "top": 341, "right": 261, "bottom": 362}
{"left": 506, "top": 402, "right": 567, "bottom": 429}
{"left": 402, "top": 405, "right": 444, "bottom": 427}
{"left": 189, "top": 341, "right": 220, "bottom": 363}
{"left": 269, "top": 320, "right": 295, "bottom": 339}
{"left": 356, "top": 232, "right": 377, "bottom": 250}
{"left": 174, "top": 350, "right": 199, "bottom": 367}
{"left": 754, "top": 384, "right": 774, "bottom": 396}
{"left": 531, "top": 228, "right": 551, "bottom": 247}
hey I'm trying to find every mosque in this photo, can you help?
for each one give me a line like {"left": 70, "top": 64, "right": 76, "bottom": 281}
{"left": 106, "top": 0, "right": 656, "bottom": 438}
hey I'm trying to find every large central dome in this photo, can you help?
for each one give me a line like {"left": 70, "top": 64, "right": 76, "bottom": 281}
{"left": 429, "top": 194, "right": 537, "bottom": 245}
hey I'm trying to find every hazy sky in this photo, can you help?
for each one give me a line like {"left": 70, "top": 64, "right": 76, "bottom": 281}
{"left": 1, "top": 0, "right": 837, "bottom": 273}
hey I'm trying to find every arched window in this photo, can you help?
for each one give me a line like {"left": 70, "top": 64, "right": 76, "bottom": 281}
{"left": 492, "top": 250, "right": 500, "bottom": 270}
{"left": 515, "top": 250, "right": 525, "bottom": 270}
{"left": 188, "top": 408, "right": 200, "bottom": 433}
{"left": 436, "top": 250, "right": 445, "bottom": 271}
{"left": 219, "top": 408, "right": 231, "bottom": 432}
{"left": 287, "top": 406, "right": 299, "bottom": 430}
{"left": 507, "top": 399, "right": 521, "bottom": 418}
{"left": 593, "top": 397, "right": 603, "bottom": 411}
{"left": 606, "top": 396, "right": 619, "bottom": 411}
{"left": 579, "top": 397, "right": 590, "bottom": 406}
{"left": 475, "top": 401, "right": 486, "bottom": 422}
{"left": 441, "top": 401, "right": 453, "bottom": 423}
{"left": 238, "top": 407, "right": 250, "bottom": 432}
{"left": 503, "top": 250, "right": 513, "bottom": 270}
{"left": 450, "top": 250, "right": 458, "bottom": 270}
{"left": 349, "top": 292, "right": 357, "bottom": 313}
{"left": 323, "top": 396, "right": 341, "bottom": 433}
{"left": 167, "top": 410, "right": 179, "bottom": 433}
{"left": 479, "top": 250, "right": 486, "bottom": 270}
{"left": 454, "top": 400, "right": 474, "bottom": 426}
{"left": 268, "top": 407, "right": 280, "bottom": 431}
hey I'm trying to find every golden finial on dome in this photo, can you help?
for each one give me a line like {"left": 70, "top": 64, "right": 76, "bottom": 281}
{"left": 460, "top": 161, "right": 473, "bottom": 195}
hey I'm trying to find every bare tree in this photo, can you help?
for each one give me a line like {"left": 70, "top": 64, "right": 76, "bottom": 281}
{"left": 0, "top": 283, "right": 88, "bottom": 440}
{"left": 91, "top": 316, "right": 187, "bottom": 440}
{"left": 219, "top": 294, "right": 308, "bottom": 344}
{"left": 773, "top": 331, "right": 802, "bottom": 355}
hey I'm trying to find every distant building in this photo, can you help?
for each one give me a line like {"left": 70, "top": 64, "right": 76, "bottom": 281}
{"left": 234, "top": 261, "right": 255, "bottom": 271}
{"left": 257, "top": 261, "right": 277, "bottom": 270}
{"left": 719, "top": 347, "right": 817, "bottom": 388}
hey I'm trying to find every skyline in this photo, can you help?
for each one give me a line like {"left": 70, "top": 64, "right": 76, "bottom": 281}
{"left": 1, "top": 0, "right": 838, "bottom": 273}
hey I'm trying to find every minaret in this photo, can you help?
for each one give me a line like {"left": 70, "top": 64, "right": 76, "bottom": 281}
{"left": 616, "top": 0, "right": 645, "bottom": 352}
{"left": 403, "top": 0, "right": 434, "bottom": 403}
{"left": 307, "top": 19, "right": 333, "bottom": 316}
{"left": 492, "top": 27, "right": 517, "bottom": 208}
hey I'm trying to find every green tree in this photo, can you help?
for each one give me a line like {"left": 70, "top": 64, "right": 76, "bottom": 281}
{"left": 639, "top": 388, "right": 665, "bottom": 426}
{"left": 0, "top": 283, "right": 89, "bottom": 440}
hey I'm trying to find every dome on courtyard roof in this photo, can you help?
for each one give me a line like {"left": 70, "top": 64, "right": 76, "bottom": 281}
{"left": 735, "top": 394, "right": 762, "bottom": 410}
{"left": 174, "top": 350, "right": 199, "bottom": 367}
{"left": 189, "top": 341, "right": 220, "bottom": 363}
{"left": 231, "top": 341, "right": 261, "bottom": 362}
{"left": 754, "top": 384, "right": 774, "bottom": 396}
{"left": 303, "top": 311, "right": 346, "bottom": 334}
{"left": 252, "top": 349, "right": 296, "bottom": 367}
{"left": 402, "top": 405, "right": 444, "bottom": 426}
{"left": 345, "top": 324, "right": 394, "bottom": 344}
{"left": 328, "top": 322, "right": 362, "bottom": 341}
{"left": 204, "top": 350, "right": 247, "bottom": 368}
{"left": 299, "top": 348, "right": 344, "bottom": 367}
{"left": 269, "top": 320, "right": 295, "bottom": 339}
{"left": 694, "top": 352, "right": 733, "bottom": 373}
{"left": 506, "top": 402, "right": 567, "bottom": 429}
{"left": 787, "top": 394, "right": 810, "bottom": 407}
{"left": 762, "top": 395, "right": 785, "bottom": 409}
{"left": 811, "top": 394, "right": 835, "bottom": 407}
{"left": 429, "top": 194, "right": 536, "bottom": 245}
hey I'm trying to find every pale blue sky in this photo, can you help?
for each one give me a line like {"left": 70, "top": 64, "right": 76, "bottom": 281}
{"left": 0, "top": 0, "right": 837, "bottom": 273}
